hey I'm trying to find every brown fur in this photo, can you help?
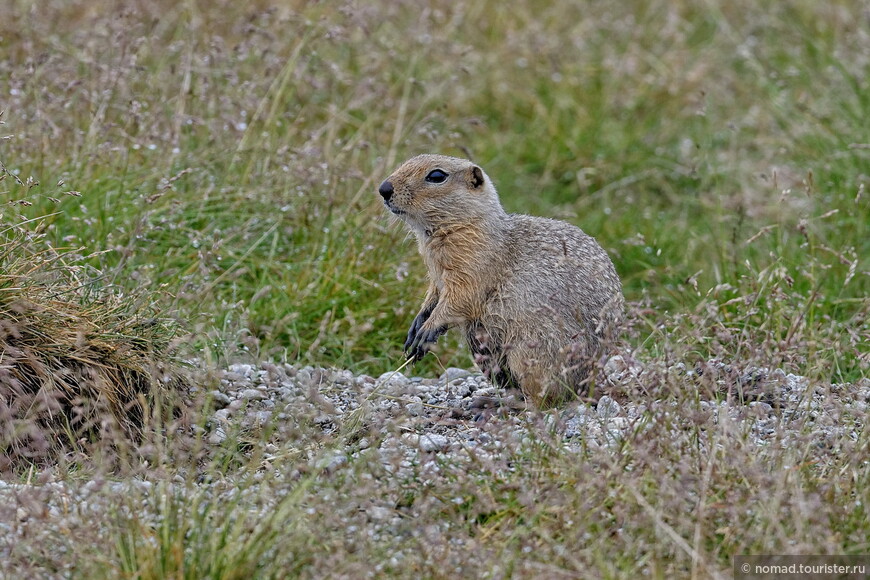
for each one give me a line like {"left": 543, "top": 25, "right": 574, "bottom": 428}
{"left": 378, "top": 154, "right": 624, "bottom": 407}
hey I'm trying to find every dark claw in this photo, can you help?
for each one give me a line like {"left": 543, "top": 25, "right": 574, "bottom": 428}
{"left": 403, "top": 303, "right": 436, "bottom": 352}
{"left": 405, "top": 325, "right": 447, "bottom": 362}
{"left": 403, "top": 311, "right": 428, "bottom": 352}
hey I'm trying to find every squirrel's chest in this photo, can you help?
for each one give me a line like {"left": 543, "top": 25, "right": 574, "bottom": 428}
{"left": 421, "top": 238, "right": 462, "bottom": 280}
{"left": 424, "top": 255, "right": 454, "bottom": 293}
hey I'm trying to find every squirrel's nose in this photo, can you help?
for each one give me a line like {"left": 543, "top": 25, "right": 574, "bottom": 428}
{"left": 378, "top": 180, "right": 394, "bottom": 201}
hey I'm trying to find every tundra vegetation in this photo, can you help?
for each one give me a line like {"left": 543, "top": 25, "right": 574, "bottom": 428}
{"left": 0, "top": 0, "right": 867, "bottom": 578}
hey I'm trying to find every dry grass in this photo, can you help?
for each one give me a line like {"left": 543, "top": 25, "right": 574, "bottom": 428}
{"left": 1, "top": 162, "right": 188, "bottom": 471}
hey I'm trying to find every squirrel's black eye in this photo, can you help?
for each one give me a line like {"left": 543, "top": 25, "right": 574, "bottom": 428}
{"left": 425, "top": 169, "right": 448, "bottom": 184}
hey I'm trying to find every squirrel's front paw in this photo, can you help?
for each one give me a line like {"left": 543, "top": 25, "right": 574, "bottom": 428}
{"left": 403, "top": 311, "right": 430, "bottom": 352}
{"left": 404, "top": 324, "right": 447, "bottom": 362}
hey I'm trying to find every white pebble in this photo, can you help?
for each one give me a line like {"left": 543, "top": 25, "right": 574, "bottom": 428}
{"left": 597, "top": 395, "right": 622, "bottom": 419}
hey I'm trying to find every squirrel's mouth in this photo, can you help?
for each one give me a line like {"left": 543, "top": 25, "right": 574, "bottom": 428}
{"left": 383, "top": 202, "right": 405, "bottom": 216}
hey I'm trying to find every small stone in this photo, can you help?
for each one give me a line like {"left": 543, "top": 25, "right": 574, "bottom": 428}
{"left": 208, "top": 427, "right": 227, "bottom": 445}
{"left": 604, "top": 355, "right": 628, "bottom": 377}
{"left": 228, "top": 363, "right": 254, "bottom": 378}
{"left": 368, "top": 506, "right": 393, "bottom": 521}
{"left": 209, "top": 390, "right": 232, "bottom": 408}
{"left": 597, "top": 396, "right": 622, "bottom": 420}
{"left": 277, "top": 387, "right": 296, "bottom": 401}
{"left": 378, "top": 371, "right": 410, "bottom": 396}
{"left": 749, "top": 401, "right": 773, "bottom": 415}
{"left": 419, "top": 433, "right": 450, "bottom": 452}
{"left": 448, "top": 379, "right": 473, "bottom": 398}
{"left": 377, "top": 370, "right": 407, "bottom": 384}
{"left": 252, "top": 410, "right": 273, "bottom": 425}
{"left": 474, "top": 386, "right": 498, "bottom": 398}
{"left": 333, "top": 369, "right": 354, "bottom": 385}
{"left": 240, "top": 388, "right": 268, "bottom": 401}
{"left": 375, "top": 399, "right": 398, "bottom": 412}
{"left": 355, "top": 374, "right": 376, "bottom": 387}
{"left": 413, "top": 383, "right": 433, "bottom": 395}
{"left": 564, "top": 415, "right": 588, "bottom": 438}
{"left": 313, "top": 414, "right": 334, "bottom": 425}
{"left": 312, "top": 452, "right": 346, "bottom": 472}
{"left": 405, "top": 396, "right": 424, "bottom": 416}
{"left": 740, "top": 368, "right": 768, "bottom": 386}
{"left": 442, "top": 367, "right": 472, "bottom": 383}
{"left": 562, "top": 403, "right": 589, "bottom": 419}
{"left": 213, "top": 408, "right": 231, "bottom": 423}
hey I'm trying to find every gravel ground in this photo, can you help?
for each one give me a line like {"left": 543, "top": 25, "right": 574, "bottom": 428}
{"left": 1, "top": 356, "right": 867, "bottom": 576}
{"left": 201, "top": 355, "right": 867, "bottom": 454}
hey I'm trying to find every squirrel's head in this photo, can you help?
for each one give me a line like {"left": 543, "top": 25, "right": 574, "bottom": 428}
{"left": 378, "top": 154, "right": 501, "bottom": 237}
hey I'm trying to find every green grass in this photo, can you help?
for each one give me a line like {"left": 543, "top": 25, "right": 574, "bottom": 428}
{"left": 4, "top": 0, "right": 865, "bottom": 380}
{"left": 1, "top": 0, "right": 868, "bottom": 577}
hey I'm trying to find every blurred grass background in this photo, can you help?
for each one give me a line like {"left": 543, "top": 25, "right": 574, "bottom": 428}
{"left": 2, "top": 0, "right": 867, "bottom": 378}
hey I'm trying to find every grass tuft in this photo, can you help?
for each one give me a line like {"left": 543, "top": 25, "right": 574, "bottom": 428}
{"left": 1, "top": 161, "right": 188, "bottom": 471}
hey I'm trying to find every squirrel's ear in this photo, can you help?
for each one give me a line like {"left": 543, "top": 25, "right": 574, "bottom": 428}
{"left": 469, "top": 166, "right": 485, "bottom": 189}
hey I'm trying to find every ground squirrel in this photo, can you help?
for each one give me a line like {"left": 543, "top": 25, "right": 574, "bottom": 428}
{"left": 378, "top": 154, "right": 624, "bottom": 406}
